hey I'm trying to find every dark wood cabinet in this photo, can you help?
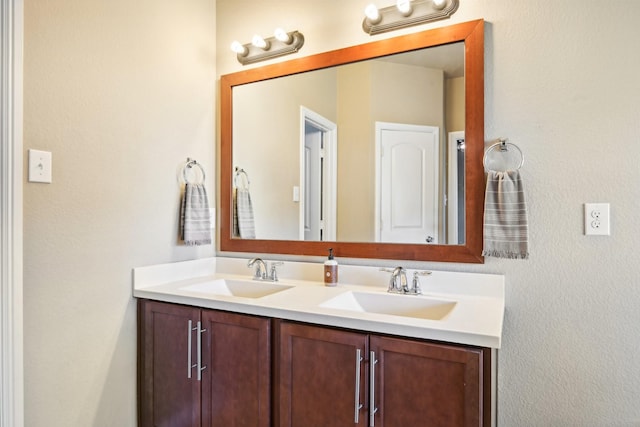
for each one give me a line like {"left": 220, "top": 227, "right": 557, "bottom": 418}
{"left": 201, "top": 309, "right": 271, "bottom": 427}
{"left": 139, "top": 300, "right": 490, "bottom": 427}
{"left": 370, "top": 335, "right": 489, "bottom": 427}
{"left": 138, "top": 299, "right": 271, "bottom": 427}
{"left": 278, "top": 322, "right": 369, "bottom": 426}
{"left": 278, "top": 321, "right": 490, "bottom": 427}
{"left": 138, "top": 300, "right": 201, "bottom": 427}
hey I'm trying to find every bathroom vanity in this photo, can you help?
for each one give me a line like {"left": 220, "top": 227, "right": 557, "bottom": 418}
{"left": 134, "top": 257, "right": 504, "bottom": 426}
{"left": 137, "top": 17, "right": 496, "bottom": 427}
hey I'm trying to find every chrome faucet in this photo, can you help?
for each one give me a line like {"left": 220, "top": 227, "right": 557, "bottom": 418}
{"left": 247, "top": 258, "right": 283, "bottom": 282}
{"left": 381, "top": 267, "right": 408, "bottom": 294}
{"left": 380, "top": 267, "right": 432, "bottom": 295}
{"left": 391, "top": 266, "right": 408, "bottom": 293}
{"left": 248, "top": 258, "right": 268, "bottom": 280}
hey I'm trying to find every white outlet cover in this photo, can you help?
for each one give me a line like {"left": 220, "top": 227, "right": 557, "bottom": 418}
{"left": 584, "top": 203, "right": 610, "bottom": 236}
{"left": 28, "top": 149, "right": 52, "bottom": 183}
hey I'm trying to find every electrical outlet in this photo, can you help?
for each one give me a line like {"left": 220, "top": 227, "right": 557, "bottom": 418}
{"left": 584, "top": 203, "right": 610, "bottom": 235}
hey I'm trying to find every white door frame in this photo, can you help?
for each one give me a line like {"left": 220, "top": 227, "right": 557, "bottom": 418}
{"left": 1, "top": 0, "right": 24, "bottom": 426}
{"left": 299, "top": 106, "right": 337, "bottom": 241}
{"left": 447, "top": 131, "right": 465, "bottom": 244}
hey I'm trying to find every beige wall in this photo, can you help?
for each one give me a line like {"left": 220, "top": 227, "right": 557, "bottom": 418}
{"left": 446, "top": 76, "right": 464, "bottom": 132}
{"left": 336, "top": 61, "right": 373, "bottom": 241}
{"left": 23, "top": 0, "right": 215, "bottom": 425}
{"left": 218, "top": 1, "right": 640, "bottom": 425}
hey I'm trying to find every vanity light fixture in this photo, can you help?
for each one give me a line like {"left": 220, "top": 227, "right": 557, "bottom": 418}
{"left": 362, "top": 0, "right": 459, "bottom": 35}
{"left": 230, "top": 28, "right": 305, "bottom": 65}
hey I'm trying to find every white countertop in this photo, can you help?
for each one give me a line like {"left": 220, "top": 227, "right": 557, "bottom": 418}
{"left": 133, "top": 257, "right": 505, "bottom": 349}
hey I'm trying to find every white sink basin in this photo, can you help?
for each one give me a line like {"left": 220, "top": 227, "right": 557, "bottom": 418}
{"left": 180, "top": 279, "right": 294, "bottom": 299}
{"left": 320, "top": 291, "right": 456, "bottom": 320}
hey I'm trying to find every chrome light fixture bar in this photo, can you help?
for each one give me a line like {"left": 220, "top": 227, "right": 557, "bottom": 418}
{"left": 231, "top": 29, "right": 305, "bottom": 66}
{"left": 363, "top": 0, "right": 459, "bottom": 35}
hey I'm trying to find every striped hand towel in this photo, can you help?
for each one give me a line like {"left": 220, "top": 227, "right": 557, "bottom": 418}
{"left": 180, "top": 183, "right": 212, "bottom": 246}
{"left": 233, "top": 187, "right": 256, "bottom": 239}
{"left": 482, "top": 170, "right": 529, "bottom": 259}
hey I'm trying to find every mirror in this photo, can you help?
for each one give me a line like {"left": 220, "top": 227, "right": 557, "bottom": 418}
{"left": 232, "top": 42, "right": 465, "bottom": 244}
{"left": 220, "top": 20, "right": 484, "bottom": 263}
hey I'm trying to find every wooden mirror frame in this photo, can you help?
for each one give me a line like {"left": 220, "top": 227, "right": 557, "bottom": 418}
{"left": 220, "top": 19, "right": 484, "bottom": 263}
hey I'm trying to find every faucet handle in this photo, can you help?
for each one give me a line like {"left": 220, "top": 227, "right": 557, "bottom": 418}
{"left": 410, "top": 270, "right": 432, "bottom": 295}
{"left": 415, "top": 270, "right": 433, "bottom": 279}
{"left": 269, "top": 262, "right": 284, "bottom": 281}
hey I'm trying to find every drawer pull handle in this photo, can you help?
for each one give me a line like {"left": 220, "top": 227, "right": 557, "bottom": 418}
{"left": 370, "top": 351, "right": 379, "bottom": 426}
{"left": 187, "top": 320, "right": 195, "bottom": 379}
{"left": 354, "top": 349, "right": 364, "bottom": 423}
{"left": 197, "top": 321, "right": 206, "bottom": 381}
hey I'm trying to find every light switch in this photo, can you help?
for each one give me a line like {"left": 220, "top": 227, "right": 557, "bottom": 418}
{"left": 28, "top": 149, "right": 52, "bottom": 183}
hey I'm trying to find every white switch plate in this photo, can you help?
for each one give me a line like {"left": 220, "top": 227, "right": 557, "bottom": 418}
{"left": 584, "top": 203, "right": 610, "bottom": 235}
{"left": 28, "top": 149, "right": 52, "bottom": 183}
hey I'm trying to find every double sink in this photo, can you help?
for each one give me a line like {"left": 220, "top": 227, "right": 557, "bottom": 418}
{"left": 179, "top": 277, "right": 457, "bottom": 321}
{"left": 133, "top": 257, "right": 505, "bottom": 348}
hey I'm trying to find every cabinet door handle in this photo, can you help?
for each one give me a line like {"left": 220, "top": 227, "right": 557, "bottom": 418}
{"left": 369, "top": 351, "right": 379, "bottom": 427}
{"left": 187, "top": 320, "right": 196, "bottom": 379}
{"left": 354, "top": 349, "right": 364, "bottom": 423}
{"left": 196, "top": 321, "right": 207, "bottom": 381}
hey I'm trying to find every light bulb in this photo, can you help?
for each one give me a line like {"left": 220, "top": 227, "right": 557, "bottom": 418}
{"left": 364, "top": 4, "right": 381, "bottom": 22}
{"left": 274, "top": 28, "right": 292, "bottom": 43}
{"left": 251, "top": 34, "right": 268, "bottom": 49}
{"left": 396, "top": 0, "right": 412, "bottom": 15}
{"left": 432, "top": 0, "right": 446, "bottom": 9}
{"left": 230, "top": 41, "right": 247, "bottom": 56}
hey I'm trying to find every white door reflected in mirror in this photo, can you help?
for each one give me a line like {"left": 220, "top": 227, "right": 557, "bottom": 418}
{"left": 376, "top": 122, "right": 439, "bottom": 244}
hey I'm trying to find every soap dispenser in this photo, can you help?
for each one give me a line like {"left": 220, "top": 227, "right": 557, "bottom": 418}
{"left": 324, "top": 248, "right": 338, "bottom": 286}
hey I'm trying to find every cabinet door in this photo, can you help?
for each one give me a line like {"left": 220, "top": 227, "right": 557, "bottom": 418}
{"left": 201, "top": 310, "right": 271, "bottom": 427}
{"left": 279, "top": 322, "right": 369, "bottom": 427}
{"left": 370, "top": 335, "right": 488, "bottom": 427}
{"left": 138, "top": 299, "right": 201, "bottom": 427}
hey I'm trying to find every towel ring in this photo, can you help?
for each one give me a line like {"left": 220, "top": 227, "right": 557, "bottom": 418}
{"left": 183, "top": 158, "right": 206, "bottom": 184}
{"left": 483, "top": 138, "right": 524, "bottom": 171}
{"left": 234, "top": 167, "right": 250, "bottom": 190}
